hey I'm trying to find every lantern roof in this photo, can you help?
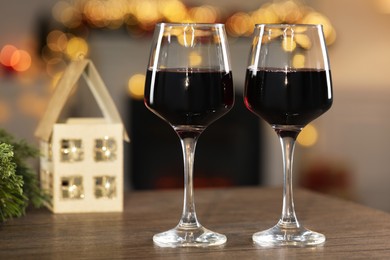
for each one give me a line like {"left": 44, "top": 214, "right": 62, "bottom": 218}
{"left": 35, "top": 59, "right": 130, "bottom": 142}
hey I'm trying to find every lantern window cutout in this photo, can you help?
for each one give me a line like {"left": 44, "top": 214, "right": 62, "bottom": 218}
{"left": 60, "top": 139, "right": 84, "bottom": 162}
{"left": 48, "top": 142, "right": 53, "bottom": 162}
{"left": 94, "top": 137, "right": 117, "bottom": 162}
{"left": 61, "top": 176, "right": 84, "bottom": 199}
{"left": 94, "top": 176, "right": 116, "bottom": 198}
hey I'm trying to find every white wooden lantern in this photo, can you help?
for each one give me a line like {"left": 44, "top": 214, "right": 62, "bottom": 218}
{"left": 35, "top": 59, "right": 129, "bottom": 213}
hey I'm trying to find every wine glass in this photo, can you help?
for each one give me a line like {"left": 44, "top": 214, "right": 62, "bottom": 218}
{"left": 244, "top": 24, "right": 333, "bottom": 246}
{"left": 144, "top": 23, "right": 234, "bottom": 247}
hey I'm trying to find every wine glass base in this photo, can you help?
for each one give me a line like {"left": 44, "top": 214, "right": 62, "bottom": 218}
{"left": 252, "top": 224, "right": 325, "bottom": 247}
{"left": 153, "top": 225, "right": 227, "bottom": 248}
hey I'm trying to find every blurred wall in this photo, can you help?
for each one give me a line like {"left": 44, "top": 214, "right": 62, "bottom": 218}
{"left": 308, "top": 0, "right": 390, "bottom": 211}
{"left": 1, "top": 0, "right": 390, "bottom": 211}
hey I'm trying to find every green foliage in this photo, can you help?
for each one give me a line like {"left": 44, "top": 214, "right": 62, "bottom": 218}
{"left": 0, "top": 129, "right": 48, "bottom": 222}
{"left": 0, "top": 143, "right": 27, "bottom": 222}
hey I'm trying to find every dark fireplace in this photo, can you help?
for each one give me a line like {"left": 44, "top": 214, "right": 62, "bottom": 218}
{"left": 128, "top": 93, "right": 263, "bottom": 189}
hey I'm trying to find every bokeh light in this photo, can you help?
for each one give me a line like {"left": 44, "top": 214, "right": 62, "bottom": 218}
{"left": 295, "top": 34, "right": 312, "bottom": 49}
{"left": 0, "top": 0, "right": 337, "bottom": 133}
{"left": 292, "top": 54, "right": 305, "bottom": 68}
{"left": 160, "top": 0, "right": 188, "bottom": 22}
{"left": 297, "top": 124, "right": 319, "bottom": 147}
{"left": 302, "top": 12, "right": 336, "bottom": 45}
{"left": 251, "top": 6, "right": 279, "bottom": 24}
{"left": 65, "top": 37, "right": 89, "bottom": 60}
{"left": 10, "top": 50, "right": 32, "bottom": 72}
{"left": 37, "top": 0, "right": 336, "bottom": 94}
{"left": 47, "top": 30, "right": 68, "bottom": 52}
{"left": 282, "top": 36, "right": 297, "bottom": 52}
{"left": 52, "top": 1, "right": 81, "bottom": 28}
{"left": 0, "top": 45, "right": 18, "bottom": 67}
{"left": 0, "top": 45, "right": 32, "bottom": 72}
{"left": 83, "top": 0, "right": 110, "bottom": 28}
{"left": 128, "top": 74, "right": 145, "bottom": 99}
{"left": 189, "top": 5, "right": 219, "bottom": 23}
{"left": 226, "top": 12, "right": 254, "bottom": 37}
{"left": 227, "top": 0, "right": 335, "bottom": 44}
{"left": 189, "top": 51, "right": 202, "bottom": 66}
{"left": 40, "top": 0, "right": 336, "bottom": 74}
{"left": 135, "top": 0, "right": 161, "bottom": 28}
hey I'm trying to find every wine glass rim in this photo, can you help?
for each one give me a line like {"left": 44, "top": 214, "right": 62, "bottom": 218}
{"left": 255, "top": 23, "right": 322, "bottom": 28}
{"left": 156, "top": 22, "right": 225, "bottom": 28}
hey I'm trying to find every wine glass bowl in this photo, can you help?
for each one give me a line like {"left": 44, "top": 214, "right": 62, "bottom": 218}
{"left": 144, "top": 23, "right": 233, "bottom": 247}
{"left": 244, "top": 24, "right": 332, "bottom": 247}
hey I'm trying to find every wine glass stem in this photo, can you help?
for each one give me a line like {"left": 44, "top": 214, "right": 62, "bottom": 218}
{"left": 178, "top": 135, "right": 201, "bottom": 229}
{"left": 277, "top": 130, "right": 300, "bottom": 229}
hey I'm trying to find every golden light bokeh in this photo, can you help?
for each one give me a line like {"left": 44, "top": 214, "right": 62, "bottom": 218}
{"left": 189, "top": 5, "right": 218, "bottom": 23}
{"left": 251, "top": 7, "right": 279, "bottom": 24}
{"left": 226, "top": 12, "right": 254, "bottom": 37}
{"left": 84, "top": 0, "right": 110, "bottom": 28}
{"left": 0, "top": 0, "right": 337, "bottom": 94}
{"left": 46, "top": 0, "right": 336, "bottom": 43}
{"left": 47, "top": 30, "right": 68, "bottom": 52}
{"left": 302, "top": 12, "right": 336, "bottom": 45}
{"left": 294, "top": 34, "right": 312, "bottom": 49}
{"left": 52, "top": 1, "right": 71, "bottom": 23}
{"left": 128, "top": 74, "right": 146, "bottom": 100}
{"left": 261, "top": 28, "right": 283, "bottom": 44}
{"left": 61, "top": 4, "right": 81, "bottom": 28}
{"left": 36, "top": 0, "right": 337, "bottom": 100}
{"left": 227, "top": 0, "right": 335, "bottom": 45}
{"left": 292, "top": 54, "right": 305, "bottom": 68}
{"left": 65, "top": 37, "right": 89, "bottom": 60}
{"left": 160, "top": 0, "right": 188, "bottom": 22}
{"left": 297, "top": 124, "right": 319, "bottom": 147}
{"left": 282, "top": 36, "right": 297, "bottom": 52}
{"left": 189, "top": 51, "right": 202, "bottom": 66}
{"left": 272, "top": 0, "right": 303, "bottom": 23}
{"left": 135, "top": 0, "right": 160, "bottom": 25}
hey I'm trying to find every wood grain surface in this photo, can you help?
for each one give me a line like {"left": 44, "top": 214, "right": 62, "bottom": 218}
{"left": 1, "top": 187, "right": 389, "bottom": 259}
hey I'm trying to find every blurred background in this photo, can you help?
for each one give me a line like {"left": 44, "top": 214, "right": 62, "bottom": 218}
{"left": 1, "top": 0, "right": 390, "bottom": 212}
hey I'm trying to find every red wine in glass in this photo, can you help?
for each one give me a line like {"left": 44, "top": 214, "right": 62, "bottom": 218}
{"left": 245, "top": 68, "right": 332, "bottom": 127}
{"left": 244, "top": 24, "right": 333, "bottom": 247}
{"left": 145, "top": 69, "right": 233, "bottom": 128}
{"left": 145, "top": 23, "right": 233, "bottom": 248}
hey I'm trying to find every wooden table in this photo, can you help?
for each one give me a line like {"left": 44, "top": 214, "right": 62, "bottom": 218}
{"left": 1, "top": 187, "right": 390, "bottom": 259}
